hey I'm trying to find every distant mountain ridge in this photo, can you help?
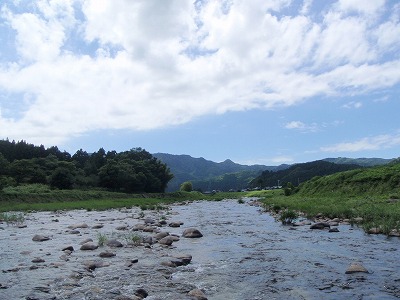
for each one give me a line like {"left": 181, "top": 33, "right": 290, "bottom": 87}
{"left": 249, "top": 160, "right": 362, "bottom": 189}
{"left": 153, "top": 153, "right": 395, "bottom": 192}
{"left": 153, "top": 153, "right": 287, "bottom": 192}
{"left": 322, "top": 157, "right": 392, "bottom": 167}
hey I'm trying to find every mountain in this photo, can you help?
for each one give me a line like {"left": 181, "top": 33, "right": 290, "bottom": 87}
{"left": 249, "top": 160, "right": 362, "bottom": 189}
{"left": 153, "top": 153, "right": 396, "bottom": 192}
{"left": 153, "top": 153, "right": 287, "bottom": 192}
{"left": 322, "top": 157, "right": 393, "bottom": 167}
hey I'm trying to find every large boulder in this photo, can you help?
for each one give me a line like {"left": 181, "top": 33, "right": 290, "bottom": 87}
{"left": 182, "top": 228, "right": 203, "bottom": 238}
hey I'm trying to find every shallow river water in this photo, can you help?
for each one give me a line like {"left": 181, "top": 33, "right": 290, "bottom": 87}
{"left": 0, "top": 198, "right": 399, "bottom": 300}
{"left": 170, "top": 199, "right": 400, "bottom": 299}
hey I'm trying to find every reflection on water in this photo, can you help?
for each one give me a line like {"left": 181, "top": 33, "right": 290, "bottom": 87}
{"left": 170, "top": 199, "right": 400, "bottom": 300}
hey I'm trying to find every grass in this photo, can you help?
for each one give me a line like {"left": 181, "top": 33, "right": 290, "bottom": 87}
{"left": 0, "top": 212, "right": 25, "bottom": 226}
{"left": 0, "top": 188, "right": 245, "bottom": 212}
{"left": 97, "top": 232, "right": 108, "bottom": 247}
{"left": 123, "top": 232, "right": 142, "bottom": 246}
{"left": 254, "top": 189, "right": 400, "bottom": 235}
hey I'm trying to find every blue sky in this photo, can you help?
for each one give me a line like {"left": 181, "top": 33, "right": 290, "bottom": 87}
{"left": 0, "top": 0, "right": 399, "bottom": 165}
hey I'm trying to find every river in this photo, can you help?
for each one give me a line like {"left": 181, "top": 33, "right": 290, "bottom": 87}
{"left": 0, "top": 198, "right": 399, "bottom": 299}
{"left": 169, "top": 199, "right": 400, "bottom": 299}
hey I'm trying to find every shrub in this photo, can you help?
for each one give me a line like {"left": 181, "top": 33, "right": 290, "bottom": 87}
{"left": 280, "top": 209, "right": 298, "bottom": 225}
{"left": 180, "top": 181, "right": 193, "bottom": 192}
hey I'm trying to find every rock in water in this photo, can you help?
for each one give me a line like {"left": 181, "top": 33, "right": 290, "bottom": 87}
{"left": 158, "top": 236, "right": 174, "bottom": 246}
{"left": 134, "top": 288, "right": 148, "bottom": 298}
{"left": 188, "top": 288, "right": 208, "bottom": 299}
{"left": 32, "top": 234, "right": 50, "bottom": 242}
{"left": 68, "top": 223, "right": 88, "bottom": 230}
{"left": 106, "top": 239, "right": 123, "bottom": 248}
{"left": 345, "top": 263, "right": 369, "bottom": 274}
{"left": 80, "top": 242, "right": 98, "bottom": 251}
{"left": 99, "top": 251, "right": 116, "bottom": 258}
{"left": 310, "top": 223, "right": 330, "bottom": 230}
{"left": 182, "top": 228, "right": 203, "bottom": 238}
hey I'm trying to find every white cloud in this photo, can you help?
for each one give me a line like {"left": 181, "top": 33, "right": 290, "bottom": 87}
{"left": 300, "top": 0, "right": 313, "bottom": 15}
{"left": 285, "top": 121, "right": 306, "bottom": 129}
{"left": 0, "top": 0, "right": 399, "bottom": 145}
{"left": 335, "top": 0, "right": 385, "bottom": 16}
{"left": 284, "top": 121, "right": 318, "bottom": 132}
{"left": 320, "top": 133, "right": 400, "bottom": 153}
{"left": 270, "top": 156, "right": 294, "bottom": 164}
{"left": 342, "top": 101, "right": 362, "bottom": 109}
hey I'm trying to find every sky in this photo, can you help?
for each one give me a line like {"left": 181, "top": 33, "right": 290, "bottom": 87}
{"left": 0, "top": 0, "right": 399, "bottom": 166}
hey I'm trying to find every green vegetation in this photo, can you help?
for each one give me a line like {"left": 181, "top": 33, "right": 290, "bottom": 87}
{"left": 180, "top": 181, "right": 193, "bottom": 192}
{"left": 252, "top": 161, "right": 400, "bottom": 235}
{"left": 123, "top": 232, "right": 142, "bottom": 246}
{"left": 279, "top": 209, "right": 298, "bottom": 225}
{"left": 298, "top": 159, "right": 400, "bottom": 197}
{"left": 97, "top": 232, "right": 108, "bottom": 247}
{"left": 0, "top": 139, "right": 173, "bottom": 194}
{"left": 249, "top": 160, "right": 362, "bottom": 189}
{"left": 0, "top": 212, "right": 25, "bottom": 226}
{"left": 0, "top": 188, "right": 244, "bottom": 212}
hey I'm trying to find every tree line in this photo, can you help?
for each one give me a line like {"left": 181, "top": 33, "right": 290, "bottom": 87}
{"left": 0, "top": 139, "right": 173, "bottom": 193}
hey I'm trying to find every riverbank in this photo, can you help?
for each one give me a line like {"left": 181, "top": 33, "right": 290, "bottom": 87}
{"left": 0, "top": 189, "right": 243, "bottom": 212}
{"left": 247, "top": 190, "right": 400, "bottom": 236}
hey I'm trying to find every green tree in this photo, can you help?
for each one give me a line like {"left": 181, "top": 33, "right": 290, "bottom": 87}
{"left": 180, "top": 181, "right": 193, "bottom": 192}
{"left": 72, "top": 149, "right": 90, "bottom": 169}
{"left": 50, "top": 167, "right": 75, "bottom": 189}
{"left": 0, "top": 153, "right": 10, "bottom": 175}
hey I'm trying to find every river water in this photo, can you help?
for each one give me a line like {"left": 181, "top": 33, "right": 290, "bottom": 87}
{"left": 0, "top": 198, "right": 399, "bottom": 300}
{"left": 169, "top": 199, "right": 400, "bottom": 300}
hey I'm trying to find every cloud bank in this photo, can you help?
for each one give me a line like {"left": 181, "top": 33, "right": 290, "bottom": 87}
{"left": 0, "top": 0, "right": 399, "bottom": 145}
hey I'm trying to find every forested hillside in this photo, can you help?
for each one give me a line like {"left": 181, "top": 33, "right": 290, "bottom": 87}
{"left": 249, "top": 160, "right": 362, "bottom": 189}
{"left": 298, "top": 158, "right": 400, "bottom": 197}
{"left": 153, "top": 153, "right": 288, "bottom": 192}
{"left": 0, "top": 140, "right": 173, "bottom": 193}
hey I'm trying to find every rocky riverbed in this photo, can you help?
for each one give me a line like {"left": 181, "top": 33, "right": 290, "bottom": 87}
{"left": 1, "top": 198, "right": 400, "bottom": 299}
